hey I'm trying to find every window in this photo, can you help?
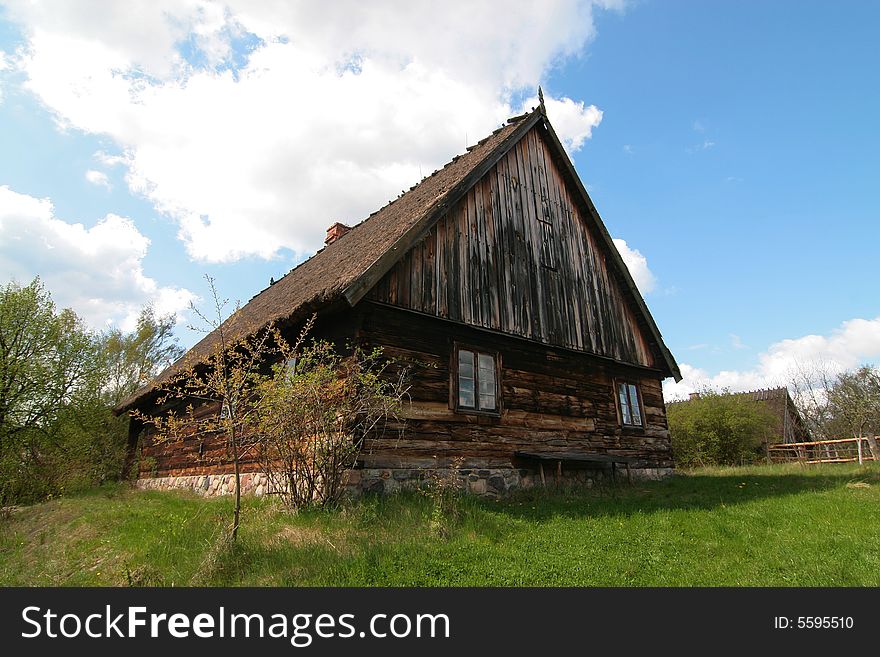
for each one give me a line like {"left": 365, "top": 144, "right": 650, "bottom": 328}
{"left": 455, "top": 347, "right": 499, "bottom": 413}
{"left": 616, "top": 381, "right": 643, "bottom": 427}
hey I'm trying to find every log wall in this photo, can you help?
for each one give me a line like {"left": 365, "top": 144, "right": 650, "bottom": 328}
{"left": 357, "top": 304, "right": 672, "bottom": 472}
{"left": 134, "top": 304, "right": 673, "bottom": 481}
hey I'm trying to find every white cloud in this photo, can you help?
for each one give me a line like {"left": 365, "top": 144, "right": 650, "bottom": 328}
{"left": 5, "top": 0, "right": 618, "bottom": 263}
{"left": 519, "top": 93, "right": 604, "bottom": 155}
{"left": 664, "top": 317, "right": 880, "bottom": 400}
{"left": 94, "top": 151, "right": 127, "bottom": 168}
{"left": 612, "top": 238, "right": 656, "bottom": 294}
{"left": 85, "top": 169, "right": 111, "bottom": 189}
{"left": 0, "top": 185, "right": 195, "bottom": 330}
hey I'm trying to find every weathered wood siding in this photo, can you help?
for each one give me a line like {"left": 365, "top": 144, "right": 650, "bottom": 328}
{"left": 358, "top": 304, "right": 671, "bottom": 471}
{"left": 368, "top": 125, "right": 656, "bottom": 368}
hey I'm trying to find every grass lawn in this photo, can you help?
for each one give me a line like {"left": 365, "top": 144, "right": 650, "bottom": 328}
{"left": 1, "top": 462, "right": 878, "bottom": 586}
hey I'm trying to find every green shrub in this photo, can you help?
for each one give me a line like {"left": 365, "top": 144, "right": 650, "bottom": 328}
{"left": 667, "top": 390, "right": 776, "bottom": 468}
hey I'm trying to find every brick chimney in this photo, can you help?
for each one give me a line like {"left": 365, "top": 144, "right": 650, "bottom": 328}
{"left": 324, "top": 222, "right": 351, "bottom": 245}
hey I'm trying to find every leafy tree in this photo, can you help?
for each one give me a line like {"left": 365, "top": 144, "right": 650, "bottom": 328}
{"left": 134, "top": 274, "right": 409, "bottom": 530}
{"left": 0, "top": 279, "right": 102, "bottom": 502}
{"left": 667, "top": 389, "right": 777, "bottom": 468}
{"left": 101, "top": 306, "right": 184, "bottom": 407}
{"left": 0, "top": 280, "right": 95, "bottom": 441}
{"left": 0, "top": 278, "right": 185, "bottom": 504}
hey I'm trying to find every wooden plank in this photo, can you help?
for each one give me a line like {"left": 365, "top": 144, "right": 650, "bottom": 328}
{"left": 520, "top": 134, "right": 548, "bottom": 341}
{"left": 448, "top": 206, "right": 462, "bottom": 322}
{"left": 507, "top": 144, "right": 532, "bottom": 336}
{"left": 513, "top": 138, "right": 542, "bottom": 340}
{"left": 771, "top": 437, "right": 872, "bottom": 447}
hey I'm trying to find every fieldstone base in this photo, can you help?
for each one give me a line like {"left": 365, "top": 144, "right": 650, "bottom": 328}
{"left": 136, "top": 472, "right": 272, "bottom": 497}
{"left": 136, "top": 466, "right": 673, "bottom": 498}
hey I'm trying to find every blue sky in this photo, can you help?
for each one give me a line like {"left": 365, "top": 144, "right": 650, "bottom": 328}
{"left": 0, "top": 1, "right": 878, "bottom": 398}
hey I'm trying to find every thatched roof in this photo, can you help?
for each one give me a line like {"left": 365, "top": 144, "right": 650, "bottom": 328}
{"left": 116, "top": 109, "right": 545, "bottom": 412}
{"left": 117, "top": 103, "right": 681, "bottom": 413}
{"left": 668, "top": 387, "right": 793, "bottom": 405}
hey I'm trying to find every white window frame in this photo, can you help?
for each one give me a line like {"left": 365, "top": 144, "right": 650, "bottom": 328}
{"left": 453, "top": 345, "right": 500, "bottom": 416}
{"left": 616, "top": 380, "right": 644, "bottom": 428}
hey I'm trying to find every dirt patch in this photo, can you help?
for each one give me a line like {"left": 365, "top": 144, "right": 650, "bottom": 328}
{"left": 274, "top": 525, "right": 349, "bottom": 555}
{"left": 275, "top": 525, "right": 324, "bottom": 546}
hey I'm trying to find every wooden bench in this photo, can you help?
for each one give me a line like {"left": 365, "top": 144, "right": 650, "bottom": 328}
{"left": 514, "top": 451, "right": 638, "bottom": 485}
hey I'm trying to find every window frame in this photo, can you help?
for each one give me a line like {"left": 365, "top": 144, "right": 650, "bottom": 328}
{"left": 615, "top": 379, "right": 645, "bottom": 429}
{"left": 451, "top": 343, "right": 501, "bottom": 416}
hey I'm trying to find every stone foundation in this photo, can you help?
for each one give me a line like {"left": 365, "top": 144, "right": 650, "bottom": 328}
{"left": 137, "top": 472, "right": 272, "bottom": 497}
{"left": 136, "top": 466, "right": 673, "bottom": 498}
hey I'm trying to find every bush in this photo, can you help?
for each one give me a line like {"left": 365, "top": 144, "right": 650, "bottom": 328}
{"left": 256, "top": 340, "right": 408, "bottom": 509}
{"left": 667, "top": 390, "right": 776, "bottom": 468}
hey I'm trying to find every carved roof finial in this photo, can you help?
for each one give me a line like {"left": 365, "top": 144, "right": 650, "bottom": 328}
{"left": 537, "top": 85, "right": 545, "bottom": 109}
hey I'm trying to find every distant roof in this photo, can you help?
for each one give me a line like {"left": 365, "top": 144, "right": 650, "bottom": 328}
{"left": 117, "top": 105, "right": 680, "bottom": 413}
{"left": 667, "top": 387, "right": 792, "bottom": 405}
{"left": 738, "top": 388, "right": 791, "bottom": 402}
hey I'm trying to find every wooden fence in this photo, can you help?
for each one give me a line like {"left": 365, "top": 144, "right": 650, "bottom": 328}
{"left": 768, "top": 437, "right": 879, "bottom": 465}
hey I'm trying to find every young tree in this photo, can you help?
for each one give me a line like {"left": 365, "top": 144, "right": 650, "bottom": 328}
{"left": 786, "top": 359, "right": 838, "bottom": 438}
{"left": 133, "top": 276, "right": 282, "bottom": 541}
{"left": 666, "top": 388, "right": 777, "bottom": 468}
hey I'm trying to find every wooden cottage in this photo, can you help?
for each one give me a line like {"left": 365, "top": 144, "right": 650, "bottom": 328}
{"left": 117, "top": 102, "right": 681, "bottom": 496}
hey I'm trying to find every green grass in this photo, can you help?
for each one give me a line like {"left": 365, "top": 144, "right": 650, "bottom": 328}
{"left": 2, "top": 463, "right": 879, "bottom": 586}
